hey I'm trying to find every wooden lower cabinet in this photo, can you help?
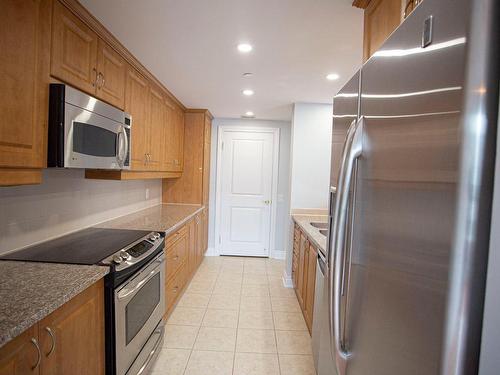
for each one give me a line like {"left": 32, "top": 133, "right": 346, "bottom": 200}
{"left": 293, "top": 223, "right": 319, "bottom": 334}
{"left": 0, "top": 280, "right": 104, "bottom": 375}
{"left": 0, "top": 326, "right": 39, "bottom": 375}
{"left": 163, "top": 211, "right": 208, "bottom": 318}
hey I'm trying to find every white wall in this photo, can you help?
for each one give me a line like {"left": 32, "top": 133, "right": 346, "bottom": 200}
{"left": 208, "top": 118, "right": 291, "bottom": 259}
{"left": 0, "top": 170, "right": 161, "bottom": 254}
{"left": 289, "top": 103, "right": 333, "bottom": 210}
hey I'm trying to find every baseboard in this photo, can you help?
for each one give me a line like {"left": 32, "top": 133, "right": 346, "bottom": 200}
{"left": 271, "top": 250, "right": 286, "bottom": 259}
{"left": 282, "top": 269, "right": 293, "bottom": 288}
{"left": 205, "top": 247, "right": 218, "bottom": 256}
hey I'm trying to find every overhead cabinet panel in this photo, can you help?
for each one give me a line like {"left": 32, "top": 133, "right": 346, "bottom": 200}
{"left": 96, "top": 39, "right": 126, "bottom": 109}
{"left": 0, "top": 0, "right": 51, "bottom": 176}
{"left": 51, "top": 0, "right": 98, "bottom": 94}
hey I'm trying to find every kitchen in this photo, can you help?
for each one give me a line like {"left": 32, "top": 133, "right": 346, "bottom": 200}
{"left": 0, "top": 0, "right": 499, "bottom": 375}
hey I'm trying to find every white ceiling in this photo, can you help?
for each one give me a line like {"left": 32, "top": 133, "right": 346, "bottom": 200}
{"left": 80, "top": 0, "right": 364, "bottom": 120}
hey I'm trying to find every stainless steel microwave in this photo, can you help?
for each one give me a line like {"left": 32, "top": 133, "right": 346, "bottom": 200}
{"left": 48, "top": 84, "right": 131, "bottom": 170}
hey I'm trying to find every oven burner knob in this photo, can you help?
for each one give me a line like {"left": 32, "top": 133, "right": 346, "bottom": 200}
{"left": 113, "top": 255, "right": 123, "bottom": 264}
{"left": 120, "top": 251, "right": 131, "bottom": 260}
{"left": 153, "top": 232, "right": 161, "bottom": 240}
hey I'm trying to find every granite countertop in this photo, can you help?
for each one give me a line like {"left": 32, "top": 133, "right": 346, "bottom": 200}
{"left": 0, "top": 261, "right": 108, "bottom": 348}
{"left": 292, "top": 214, "right": 329, "bottom": 254}
{"left": 97, "top": 203, "right": 204, "bottom": 235}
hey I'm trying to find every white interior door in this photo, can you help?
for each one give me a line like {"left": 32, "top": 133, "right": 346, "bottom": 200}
{"left": 218, "top": 129, "right": 277, "bottom": 257}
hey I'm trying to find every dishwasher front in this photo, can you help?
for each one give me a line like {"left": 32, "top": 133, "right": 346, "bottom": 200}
{"left": 312, "top": 249, "right": 337, "bottom": 375}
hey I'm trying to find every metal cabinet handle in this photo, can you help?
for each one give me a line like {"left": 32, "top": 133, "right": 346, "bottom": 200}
{"left": 328, "top": 117, "right": 363, "bottom": 375}
{"left": 44, "top": 327, "right": 56, "bottom": 357}
{"left": 173, "top": 255, "right": 179, "bottom": 261}
{"left": 30, "top": 338, "right": 41, "bottom": 370}
{"left": 101, "top": 73, "right": 105, "bottom": 88}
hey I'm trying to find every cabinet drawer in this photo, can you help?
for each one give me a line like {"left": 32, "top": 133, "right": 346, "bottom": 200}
{"left": 166, "top": 225, "right": 188, "bottom": 248}
{"left": 165, "top": 262, "right": 187, "bottom": 313}
{"left": 165, "top": 233, "right": 188, "bottom": 281}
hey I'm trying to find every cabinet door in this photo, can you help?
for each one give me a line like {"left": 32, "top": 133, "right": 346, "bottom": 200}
{"left": 51, "top": 0, "right": 98, "bottom": 94}
{"left": 363, "top": 0, "right": 402, "bottom": 60}
{"left": 202, "top": 208, "right": 209, "bottom": 255}
{"left": 202, "top": 116, "right": 212, "bottom": 205}
{"left": 96, "top": 39, "right": 126, "bottom": 109}
{"left": 194, "top": 214, "right": 203, "bottom": 265}
{"left": 305, "top": 244, "right": 317, "bottom": 331}
{"left": 174, "top": 107, "right": 185, "bottom": 171}
{"left": 296, "top": 233, "right": 306, "bottom": 306}
{"left": 0, "top": 326, "right": 40, "bottom": 375}
{"left": 300, "top": 240, "right": 310, "bottom": 307}
{"left": 0, "top": 0, "right": 51, "bottom": 170}
{"left": 39, "top": 280, "right": 104, "bottom": 375}
{"left": 187, "top": 218, "right": 197, "bottom": 276}
{"left": 125, "top": 67, "right": 149, "bottom": 170}
{"left": 147, "top": 85, "right": 165, "bottom": 170}
{"left": 161, "top": 98, "right": 176, "bottom": 171}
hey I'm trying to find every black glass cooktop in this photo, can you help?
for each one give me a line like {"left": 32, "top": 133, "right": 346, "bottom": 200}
{"left": 0, "top": 228, "right": 152, "bottom": 265}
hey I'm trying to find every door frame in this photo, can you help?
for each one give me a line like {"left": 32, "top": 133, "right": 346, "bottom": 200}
{"left": 214, "top": 126, "right": 280, "bottom": 257}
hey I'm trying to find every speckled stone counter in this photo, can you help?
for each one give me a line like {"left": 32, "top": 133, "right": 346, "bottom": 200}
{"left": 98, "top": 203, "right": 204, "bottom": 235}
{"left": 0, "top": 261, "right": 108, "bottom": 348}
{"left": 292, "top": 214, "right": 329, "bottom": 254}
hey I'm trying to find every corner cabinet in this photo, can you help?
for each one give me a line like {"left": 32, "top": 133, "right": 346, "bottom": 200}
{"left": 162, "top": 110, "right": 212, "bottom": 204}
{"left": 0, "top": 0, "right": 52, "bottom": 186}
{"left": 292, "top": 223, "right": 318, "bottom": 334}
{"left": 0, "top": 280, "right": 105, "bottom": 375}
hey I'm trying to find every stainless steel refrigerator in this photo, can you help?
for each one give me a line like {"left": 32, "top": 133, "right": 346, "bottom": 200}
{"left": 319, "top": 0, "right": 500, "bottom": 374}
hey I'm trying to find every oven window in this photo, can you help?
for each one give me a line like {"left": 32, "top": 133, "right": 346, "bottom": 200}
{"left": 125, "top": 273, "right": 160, "bottom": 345}
{"left": 73, "top": 122, "right": 117, "bottom": 157}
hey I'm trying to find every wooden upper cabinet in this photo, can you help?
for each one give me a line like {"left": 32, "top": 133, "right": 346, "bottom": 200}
{"left": 162, "top": 111, "right": 211, "bottom": 204}
{"left": 162, "top": 98, "right": 177, "bottom": 172}
{"left": 354, "top": 0, "right": 403, "bottom": 61}
{"left": 39, "top": 281, "right": 104, "bottom": 375}
{"left": 173, "top": 107, "right": 185, "bottom": 171}
{"left": 96, "top": 39, "right": 126, "bottom": 109}
{"left": 148, "top": 84, "right": 165, "bottom": 170}
{"left": 202, "top": 116, "right": 212, "bottom": 205}
{"left": 51, "top": 0, "right": 98, "bottom": 93}
{"left": 125, "top": 67, "right": 150, "bottom": 170}
{"left": 0, "top": 325, "right": 40, "bottom": 375}
{"left": 52, "top": 1, "right": 126, "bottom": 109}
{"left": 0, "top": 0, "right": 51, "bottom": 184}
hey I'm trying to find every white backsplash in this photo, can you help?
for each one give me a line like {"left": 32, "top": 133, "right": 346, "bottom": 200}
{"left": 0, "top": 169, "right": 162, "bottom": 254}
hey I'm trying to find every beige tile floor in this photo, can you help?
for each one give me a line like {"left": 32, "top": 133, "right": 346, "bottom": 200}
{"left": 151, "top": 256, "right": 316, "bottom": 375}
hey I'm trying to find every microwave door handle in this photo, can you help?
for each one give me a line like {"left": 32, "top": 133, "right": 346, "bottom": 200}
{"left": 116, "top": 127, "right": 128, "bottom": 167}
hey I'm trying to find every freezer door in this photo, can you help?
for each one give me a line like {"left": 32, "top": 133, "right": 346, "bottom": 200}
{"left": 338, "top": 0, "right": 469, "bottom": 374}
{"left": 331, "top": 72, "right": 360, "bottom": 188}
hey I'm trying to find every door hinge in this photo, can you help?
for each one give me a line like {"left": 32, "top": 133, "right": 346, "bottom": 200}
{"left": 221, "top": 141, "right": 224, "bottom": 151}
{"left": 219, "top": 235, "right": 222, "bottom": 244}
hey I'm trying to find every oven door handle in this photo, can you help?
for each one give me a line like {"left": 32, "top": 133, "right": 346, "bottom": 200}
{"left": 118, "top": 266, "right": 162, "bottom": 301}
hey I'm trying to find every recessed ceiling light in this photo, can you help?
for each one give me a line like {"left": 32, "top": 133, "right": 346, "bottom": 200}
{"left": 242, "top": 89, "right": 254, "bottom": 96}
{"left": 326, "top": 73, "right": 340, "bottom": 81}
{"left": 245, "top": 111, "right": 255, "bottom": 117}
{"left": 242, "top": 72, "right": 253, "bottom": 78}
{"left": 237, "top": 43, "right": 253, "bottom": 53}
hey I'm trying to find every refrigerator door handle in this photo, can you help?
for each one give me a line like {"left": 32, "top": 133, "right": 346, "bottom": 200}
{"left": 329, "top": 116, "right": 363, "bottom": 375}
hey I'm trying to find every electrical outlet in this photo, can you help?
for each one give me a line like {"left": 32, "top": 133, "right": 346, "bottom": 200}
{"left": 145, "top": 188, "right": 150, "bottom": 200}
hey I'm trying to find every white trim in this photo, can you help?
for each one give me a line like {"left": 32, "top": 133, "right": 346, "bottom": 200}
{"left": 214, "top": 126, "right": 281, "bottom": 258}
{"left": 271, "top": 250, "right": 286, "bottom": 260}
{"left": 204, "top": 247, "right": 217, "bottom": 256}
{"left": 282, "top": 269, "right": 294, "bottom": 288}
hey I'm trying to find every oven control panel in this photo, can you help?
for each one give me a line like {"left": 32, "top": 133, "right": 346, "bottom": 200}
{"left": 102, "top": 232, "right": 163, "bottom": 269}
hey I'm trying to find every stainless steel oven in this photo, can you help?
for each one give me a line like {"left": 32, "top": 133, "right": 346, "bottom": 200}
{"left": 114, "top": 252, "right": 165, "bottom": 375}
{"left": 48, "top": 83, "right": 131, "bottom": 170}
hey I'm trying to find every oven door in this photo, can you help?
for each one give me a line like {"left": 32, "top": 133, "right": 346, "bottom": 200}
{"left": 64, "top": 102, "right": 129, "bottom": 169}
{"left": 114, "top": 254, "right": 165, "bottom": 375}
